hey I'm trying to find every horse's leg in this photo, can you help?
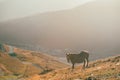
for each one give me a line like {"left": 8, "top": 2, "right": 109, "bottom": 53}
{"left": 72, "top": 63, "right": 75, "bottom": 70}
{"left": 82, "top": 60, "right": 85, "bottom": 69}
{"left": 86, "top": 58, "right": 89, "bottom": 68}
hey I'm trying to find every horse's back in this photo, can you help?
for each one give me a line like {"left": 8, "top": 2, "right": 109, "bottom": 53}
{"left": 80, "top": 50, "right": 89, "bottom": 58}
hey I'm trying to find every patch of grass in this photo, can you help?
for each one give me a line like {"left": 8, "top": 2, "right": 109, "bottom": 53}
{"left": 16, "top": 54, "right": 27, "bottom": 61}
{"left": 40, "top": 69, "right": 53, "bottom": 75}
{"left": 22, "top": 65, "right": 42, "bottom": 77}
{"left": 8, "top": 52, "right": 17, "bottom": 57}
{"left": 0, "top": 76, "right": 17, "bottom": 80}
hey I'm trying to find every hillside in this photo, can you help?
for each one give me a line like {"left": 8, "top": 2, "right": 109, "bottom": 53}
{"left": 13, "top": 47, "right": 68, "bottom": 70}
{"left": 0, "top": 44, "right": 68, "bottom": 80}
{"left": 0, "top": 44, "right": 119, "bottom": 80}
{"left": 26, "top": 55, "right": 120, "bottom": 80}
{"left": 0, "top": 50, "right": 26, "bottom": 80}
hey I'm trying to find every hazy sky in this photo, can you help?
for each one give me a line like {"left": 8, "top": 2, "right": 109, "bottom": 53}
{"left": 0, "top": 0, "right": 95, "bottom": 22}
{"left": 0, "top": 0, "right": 120, "bottom": 57}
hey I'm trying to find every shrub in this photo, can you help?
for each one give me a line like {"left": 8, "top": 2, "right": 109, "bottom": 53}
{"left": 9, "top": 52, "right": 17, "bottom": 57}
{"left": 0, "top": 43, "right": 6, "bottom": 52}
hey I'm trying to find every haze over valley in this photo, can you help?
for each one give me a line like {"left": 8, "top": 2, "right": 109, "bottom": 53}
{"left": 0, "top": 0, "right": 120, "bottom": 61}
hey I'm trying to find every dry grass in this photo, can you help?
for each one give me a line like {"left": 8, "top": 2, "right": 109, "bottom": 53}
{"left": 1, "top": 44, "right": 120, "bottom": 80}
{"left": 14, "top": 47, "right": 68, "bottom": 70}
{"left": 0, "top": 45, "right": 68, "bottom": 79}
{"left": 27, "top": 55, "right": 120, "bottom": 80}
{"left": 0, "top": 51, "right": 25, "bottom": 75}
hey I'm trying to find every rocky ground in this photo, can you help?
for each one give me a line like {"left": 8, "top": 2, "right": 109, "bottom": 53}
{"left": 26, "top": 55, "right": 120, "bottom": 80}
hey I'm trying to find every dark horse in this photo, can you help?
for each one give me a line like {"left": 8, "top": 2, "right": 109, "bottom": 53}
{"left": 66, "top": 50, "right": 89, "bottom": 69}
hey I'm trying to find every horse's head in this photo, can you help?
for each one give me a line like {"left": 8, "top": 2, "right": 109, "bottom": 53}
{"left": 66, "top": 53, "right": 70, "bottom": 63}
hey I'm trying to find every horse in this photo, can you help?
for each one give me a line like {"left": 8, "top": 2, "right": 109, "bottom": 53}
{"left": 66, "top": 50, "right": 89, "bottom": 69}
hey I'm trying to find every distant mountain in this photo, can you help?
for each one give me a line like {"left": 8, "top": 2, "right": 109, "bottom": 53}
{"left": 0, "top": 0, "right": 120, "bottom": 59}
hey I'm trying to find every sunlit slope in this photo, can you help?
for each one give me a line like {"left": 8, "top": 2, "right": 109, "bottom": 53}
{"left": 27, "top": 55, "right": 120, "bottom": 80}
{"left": 0, "top": 44, "right": 68, "bottom": 79}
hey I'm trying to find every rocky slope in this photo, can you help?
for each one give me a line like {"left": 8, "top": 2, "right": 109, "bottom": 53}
{"left": 27, "top": 55, "right": 120, "bottom": 80}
